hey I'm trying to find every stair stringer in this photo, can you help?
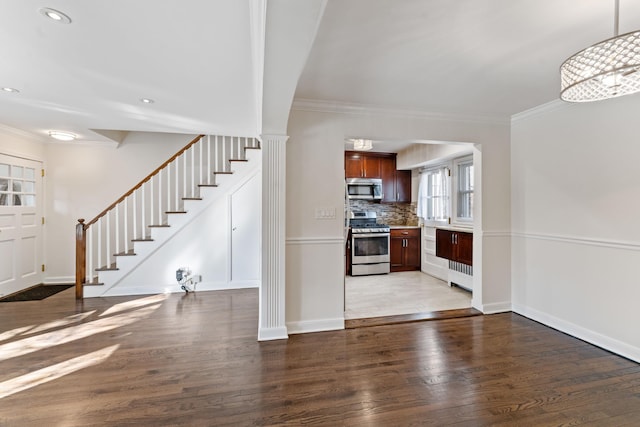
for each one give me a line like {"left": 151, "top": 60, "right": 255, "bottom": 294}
{"left": 84, "top": 149, "right": 261, "bottom": 297}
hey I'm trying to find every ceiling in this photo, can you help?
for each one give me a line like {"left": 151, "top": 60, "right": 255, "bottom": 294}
{"left": 0, "top": 0, "right": 259, "bottom": 144}
{"left": 296, "top": 0, "right": 640, "bottom": 119}
{"left": 2, "top": 1, "right": 640, "bottom": 147}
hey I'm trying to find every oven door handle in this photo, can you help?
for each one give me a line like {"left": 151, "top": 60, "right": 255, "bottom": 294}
{"left": 352, "top": 233, "right": 390, "bottom": 239}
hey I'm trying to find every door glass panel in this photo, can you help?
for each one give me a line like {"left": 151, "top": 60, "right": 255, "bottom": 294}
{"left": 22, "top": 195, "right": 35, "bottom": 206}
{"left": 0, "top": 162, "right": 38, "bottom": 208}
{"left": 11, "top": 166, "right": 23, "bottom": 178}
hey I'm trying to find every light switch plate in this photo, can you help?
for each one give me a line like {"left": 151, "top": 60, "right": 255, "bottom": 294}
{"left": 315, "top": 207, "right": 336, "bottom": 219}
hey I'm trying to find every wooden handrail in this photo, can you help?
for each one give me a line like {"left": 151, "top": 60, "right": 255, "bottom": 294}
{"left": 85, "top": 134, "right": 205, "bottom": 227}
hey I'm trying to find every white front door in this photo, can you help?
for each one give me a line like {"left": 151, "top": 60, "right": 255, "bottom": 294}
{"left": 0, "top": 154, "right": 43, "bottom": 297}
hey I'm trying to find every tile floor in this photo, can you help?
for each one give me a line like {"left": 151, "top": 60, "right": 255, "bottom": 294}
{"left": 344, "top": 271, "right": 472, "bottom": 319}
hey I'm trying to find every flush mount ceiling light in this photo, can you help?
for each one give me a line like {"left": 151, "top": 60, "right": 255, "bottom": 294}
{"left": 351, "top": 139, "right": 373, "bottom": 151}
{"left": 38, "top": 7, "right": 72, "bottom": 24}
{"left": 48, "top": 131, "right": 76, "bottom": 141}
{"left": 1, "top": 87, "right": 19, "bottom": 93}
{"left": 560, "top": 0, "right": 640, "bottom": 102}
{"left": 140, "top": 98, "right": 155, "bottom": 104}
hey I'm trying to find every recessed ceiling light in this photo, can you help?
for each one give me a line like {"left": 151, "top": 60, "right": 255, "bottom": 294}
{"left": 48, "top": 131, "right": 76, "bottom": 141}
{"left": 140, "top": 98, "right": 155, "bottom": 104}
{"left": 38, "top": 7, "right": 72, "bottom": 24}
{"left": 1, "top": 87, "right": 19, "bottom": 93}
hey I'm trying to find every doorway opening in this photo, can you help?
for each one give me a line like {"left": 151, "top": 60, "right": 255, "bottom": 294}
{"left": 343, "top": 139, "right": 480, "bottom": 326}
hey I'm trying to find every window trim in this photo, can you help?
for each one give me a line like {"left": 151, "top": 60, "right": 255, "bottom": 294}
{"left": 452, "top": 155, "right": 474, "bottom": 225}
{"left": 417, "top": 164, "right": 450, "bottom": 226}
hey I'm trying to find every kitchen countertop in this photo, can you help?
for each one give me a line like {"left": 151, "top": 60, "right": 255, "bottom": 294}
{"left": 389, "top": 225, "right": 420, "bottom": 229}
{"left": 436, "top": 225, "right": 473, "bottom": 233}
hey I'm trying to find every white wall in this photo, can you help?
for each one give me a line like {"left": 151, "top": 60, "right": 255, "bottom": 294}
{"left": 0, "top": 126, "right": 45, "bottom": 161}
{"left": 511, "top": 95, "right": 640, "bottom": 362}
{"left": 106, "top": 170, "right": 261, "bottom": 296}
{"left": 396, "top": 142, "right": 471, "bottom": 170}
{"left": 285, "top": 106, "right": 511, "bottom": 333}
{"left": 43, "top": 132, "right": 195, "bottom": 282}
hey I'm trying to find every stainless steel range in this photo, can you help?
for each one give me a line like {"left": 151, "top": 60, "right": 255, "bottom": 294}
{"left": 349, "top": 212, "right": 390, "bottom": 276}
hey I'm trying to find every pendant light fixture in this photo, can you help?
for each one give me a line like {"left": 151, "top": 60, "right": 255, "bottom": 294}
{"left": 351, "top": 139, "right": 373, "bottom": 151}
{"left": 560, "top": 0, "right": 640, "bottom": 102}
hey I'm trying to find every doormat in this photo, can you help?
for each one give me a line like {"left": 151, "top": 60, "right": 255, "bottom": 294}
{"left": 0, "top": 284, "right": 73, "bottom": 302}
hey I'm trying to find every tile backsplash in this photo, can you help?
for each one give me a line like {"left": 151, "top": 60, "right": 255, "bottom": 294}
{"left": 349, "top": 200, "right": 418, "bottom": 226}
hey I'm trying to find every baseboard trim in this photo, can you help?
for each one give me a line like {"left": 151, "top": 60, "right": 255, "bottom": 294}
{"left": 480, "top": 301, "right": 512, "bottom": 314}
{"left": 86, "top": 282, "right": 259, "bottom": 298}
{"left": 44, "top": 276, "right": 74, "bottom": 284}
{"left": 197, "top": 281, "right": 259, "bottom": 291}
{"left": 512, "top": 303, "right": 640, "bottom": 363}
{"left": 258, "top": 326, "right": 289, "bottom": 341}
{"left": 287, "top": 318, "right": 345, "bottom": 334}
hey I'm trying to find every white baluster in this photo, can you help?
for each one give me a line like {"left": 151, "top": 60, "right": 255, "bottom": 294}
{"left": 158, "top": 170, "right": 163, "bottom": 224}
{"left": 133, "top": 191, "right": 138, "bottom": 240}
{"left": 141, "top": 184, "right": 146, "bottom": 231}
{"left": 207, "top": 135, "right": 212, "bottom": 183}
{"left": 167, "top": 163, "right": 172, "bottom": 212}
{"left": 199, "top": 137, "right": 203, "bottom": 185}
{"left": 175, "top": 156, "right": 180, "bottom": 211}
{"left": 106, "top": 212, "right": 111, "bottom": 267}
{"left": 115, "top": 204, "right": 120, "bottom": 256}
{"left": 150, "top": 176, "right": 154, "bottom": 226}
{"left": 214, "top": 135, "right": 220, "bottom": 173}
{"left": 182, "top": 152, "right": 187, "bottom": 204}
{"left": 124, "top": 196, "right": 129, "bottom": 251}
{"left": 97, "top": 217, "right": 102, "bottom": 270}
{"left": 87, "top": 226, "right": 93, "bottom": 282}
{"left": 190, "top": 145, "right": 195, "bottom": 198}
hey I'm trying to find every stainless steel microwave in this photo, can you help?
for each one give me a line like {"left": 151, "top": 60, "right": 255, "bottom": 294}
{"left": 346, "top": 178, "right": 383, "bottom": 201}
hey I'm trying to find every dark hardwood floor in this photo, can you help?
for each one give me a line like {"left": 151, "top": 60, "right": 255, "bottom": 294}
{"left": 0, "top": 287, "right": 639, "bottom": 426}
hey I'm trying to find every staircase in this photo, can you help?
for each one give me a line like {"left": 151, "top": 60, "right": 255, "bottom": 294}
{"left": 75, "top": 134, "right": 261, "bottom": 298}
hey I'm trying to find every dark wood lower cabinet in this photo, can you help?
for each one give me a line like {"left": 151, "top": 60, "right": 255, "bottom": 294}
{"left": 390, "top": 228, "right": 421, "bottom": 272}
{"left": 435, "top": 228, "right": 472, "bottom": 266}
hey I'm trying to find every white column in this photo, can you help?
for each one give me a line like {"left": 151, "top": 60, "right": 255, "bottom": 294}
{"left": 258, "top": 134, "right": 289, "bottom": 341}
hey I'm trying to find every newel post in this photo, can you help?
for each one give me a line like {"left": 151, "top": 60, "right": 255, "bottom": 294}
{"left": 75, "top": 219, "right": 86, "bottom": 300}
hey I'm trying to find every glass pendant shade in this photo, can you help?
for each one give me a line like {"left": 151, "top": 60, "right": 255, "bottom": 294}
{"left": 352, "top": 139, "right": 373, "bottom": 150}
{"left": 560, "top": 30, "right": 640, "bottom": 102}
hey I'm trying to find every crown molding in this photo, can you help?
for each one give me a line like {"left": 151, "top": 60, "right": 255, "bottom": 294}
{"left": 0, "top": 123, "right": 48, "bottom": 143}
{"left": 292, "top": 98, "right": 510, "bottom": 125}
{"left": 511, "top": 98, "right": 570, "bottom": 122}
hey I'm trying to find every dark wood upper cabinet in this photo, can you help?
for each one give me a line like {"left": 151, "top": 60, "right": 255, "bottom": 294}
{"left": 435, "top": 228, "right": 473, "bottom": 266}
{"left": 345, "top": 154, "right": 365, "bottom": 178}
{"left": 395, "top": 170, "right": 411, "bottom": 203}
{"left": 345, "top": 151, "right": 381, "bottom": 178}
{"left": 345, "top": 151, "right": 411, "bottom": 203}
{"left": 380, "top": 156, "right": 396, "bottom": 202}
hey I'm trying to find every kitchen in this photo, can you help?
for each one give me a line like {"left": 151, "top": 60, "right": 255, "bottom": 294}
{"left": 344, "top": 139, "right": 475, "bottom": 321}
